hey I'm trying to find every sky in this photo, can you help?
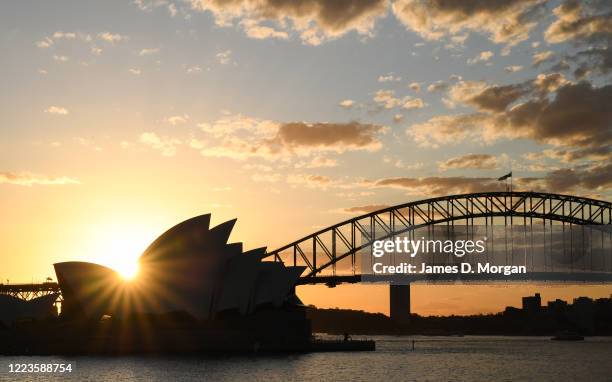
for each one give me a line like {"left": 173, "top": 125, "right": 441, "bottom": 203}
{"left": 1, "top": 0, "right": 611, "bottom": 315}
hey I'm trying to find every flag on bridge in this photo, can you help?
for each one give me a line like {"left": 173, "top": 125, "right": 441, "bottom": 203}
{"left": 497, "top": 172, "right": 512, "bottom": 181}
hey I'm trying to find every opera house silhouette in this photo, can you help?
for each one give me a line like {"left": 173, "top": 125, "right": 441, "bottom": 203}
{"left": 54, "top": 214, "right": 306, "bottom": 320}
{"left": 1, "top": 214, "right": 319, "bottom": 354}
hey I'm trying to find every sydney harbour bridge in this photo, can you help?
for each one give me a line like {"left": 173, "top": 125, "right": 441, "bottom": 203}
{"left": 2, "top": 191, "right": 611, "bottom": 319}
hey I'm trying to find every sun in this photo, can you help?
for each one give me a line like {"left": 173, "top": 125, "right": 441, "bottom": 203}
{"left": 116, "top": 261, "right": 140, "bottom": 280}
{"left": 85, "top": 222, "right": 153, "bottom": 281}
{"left": 102, "top": 236, "right": 145, "bottom": 280}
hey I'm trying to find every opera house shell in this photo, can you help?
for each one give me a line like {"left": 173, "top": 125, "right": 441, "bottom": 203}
{"left": 54, "top": 214, "right": 306, "bottom": 321}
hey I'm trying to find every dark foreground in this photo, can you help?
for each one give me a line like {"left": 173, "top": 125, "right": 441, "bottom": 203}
{"left": 0, "top": 317, "right": 374, "bottom": 355}
{"left": 306, "top": 303, "right": 612, "bottom": 336}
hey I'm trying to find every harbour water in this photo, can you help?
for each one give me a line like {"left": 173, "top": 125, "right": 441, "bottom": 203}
{"left": 1, "top": 336, "right": 611, "bottom": 381}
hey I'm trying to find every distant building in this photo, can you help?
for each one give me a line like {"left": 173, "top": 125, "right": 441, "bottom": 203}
{"left": 389, "top": 284, "right": 411, "bottom": 323}
{"left": 594, "top": 297, "right": 612, "bottom": 307}
{"left": 547, "top": 299, "right": 567, "bottom": 314}
{"left": 573, "top": 296, "right": 594, "bottom": 307}
{"left": 594, "top": 297, "right": 612, "bottom": 319}
{"left": 503, "top": 306, "right": 521, "bottom": 316}
{"left": 522, "top": 293, "right": 541, "bottom": 313}
{"left": 569, "top": 296, "right": 595, "bottom": 331}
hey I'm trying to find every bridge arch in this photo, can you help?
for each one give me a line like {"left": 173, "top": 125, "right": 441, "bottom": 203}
{"left": 265, "top": 192, "right": 612, "bottom": 283}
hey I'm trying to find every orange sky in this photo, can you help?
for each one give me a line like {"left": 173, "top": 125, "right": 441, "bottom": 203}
{"left": 298, "top": 284, "right": 612, "bottom": 316}
{"left": 1, "top": 0, "right": 611, "bottom": 316}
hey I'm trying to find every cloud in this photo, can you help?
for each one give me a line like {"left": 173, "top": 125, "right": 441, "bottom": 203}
{"left": 446, "top": 74, "right": 570, "bottom": 113}
{"left": 195, "top": 115, "right": 386, "bottom": 161}
{"left": 467, "top": 84, "right": 530, "bottom": 112}
{"left": 301, "top": 162, "right": 611, "bottom": 198}
{"left": 408, "top": 81, "right": 611, "bottom": 162}
{"left": 139, "top": 48, "right": 160, "bottom": 56}
{"left": 342, "top": 204, "right": 390, "bottom": 214}
{"left": 447, "top": 80, "right": 527, "bottom": 112}
{"left": 189, "top": 0, "right": 387, "bottom": 45}
{"left": 0, "top": 172, "right": 80, "bottom": 186}
{"left": 378, "top": 73, "right": 402, "bottom": 82}
{"left": 532, "top": 50, "right": 554, "bottom": 66}
{"left": 129, "top": 68, "right": 141, "bottom": 75}
{"left": 269, "top": 121, "right": 385, "bottom": 153}
{"left": 240, "top": 19, "right": 289, "bottom": 39}
{"left": 53, "top": 55, "right": 69, "bottom": 62}
{"left": 134, "top": 0, "right": 168, "bottom": 12}
{"left": 540, "top": 147, "right": 611, "bottom": 163}
{"left": 373, "top": 90, "right": 400, "bottom": 109}
{"left": 519, "top": 163, "right": 612, "bottom": 194}
{"left": 45, "top": 106, "right": 69, "bottom": 115}
{"left": 36, "top": 38, "right": 53, "bottom": 49}
{"left": 97, "top": 32, "right": 127, "bottom": 43}
{"left": 504, "top": 65, "right": 523, "bottom": 73}
{"left": 383, "top": 156, "right": 423, "bottom": 169}
{"left": 544, "top": 0, "right": 612, "bottom": 44}
{"left": 501, "top": 82, "right": 611, "bottom": 154}
{"left": 216, "top": 50, "right": 232, "bottom": 65}
{"left": 391, "top": 0, "right": 544, "bottom": 49}
{"left": 287, "top": 173, "right": 331, "bottom": 186}
{"left": 372, "top": 175, "right": 504, "bottom": 195}
{"left": 139, "top": 132, "right": 181, "bottom": 156}
{"left": 287, "top": 173, "right": 349, "bottom": 189}
{"left": 198, "top": 114, "right": 278, "bottom": 139}
{"left": 467, "top": 50, "right": 494, "bottom": 64}
{"left": 402, "top": 97, "right": 425, "bottom": 110}
{"left": 408, "top": 113, "right": 489, "bottom": 148}
{"left": 544, "top": 1, "right": 612, "bottom": 79}
{"left": 52, "top": 31, "right": 77, "bottom": 40}
{"left": 427, "top": 80, "right": 449, "bottom": 92}
{"left": 533, "top": 72, "right": 571, "bottom": 93}
{"left": 370, "top": 167, "right": 611, "bottom": 197}
{"left": 373, "top": 90, "right": 425, "bottom": 110}
{"left": 408, "top": 82, "right": 421, "bottom": 92}
{"left": 186, "top": 65, "right": 203, "bottom": 74}
{"left": 567, "top": 48, "right": 612, "bottom": 79}
{"left": 295, "top": 156, "right": 339, "bottom": 168}
{"left": 339, "top": 99, "right": 355, "bottom": 109}
{"left": 189, "top": 138, "right": 207, "bottom": 150}
{"left": 36, "top": 31, "right": 125, "bottom": 57}
{"left": 36, "top": 31, "right": 81, "bottom": 49}
{"left": 439, "top": 153, "right": 498, "bottom": 170}
{"left": 167, "top": 114, "right": 189, "bottom": 125}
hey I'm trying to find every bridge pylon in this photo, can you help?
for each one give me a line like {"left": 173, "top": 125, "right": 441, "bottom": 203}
{"left": 390, "top": 284, "right": 411, "bottom": 324}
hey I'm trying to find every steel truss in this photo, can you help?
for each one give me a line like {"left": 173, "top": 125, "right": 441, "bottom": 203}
{"left": 265, "top": 192, "right": 612, "bottom": 283}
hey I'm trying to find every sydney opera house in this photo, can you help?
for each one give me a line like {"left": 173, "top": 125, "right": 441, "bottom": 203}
{"left": 1, "top": 214, "right": 314, "bottom": 353}
{"left": 54, "top": 214, "right": 305, "bottom": 320}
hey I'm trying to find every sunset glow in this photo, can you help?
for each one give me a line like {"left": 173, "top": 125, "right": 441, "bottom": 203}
{"left": 1, "top": 0, "right": 610, "bottom": 316}
{"left": 84, "top": 223, "right": 150, "bottom": 280}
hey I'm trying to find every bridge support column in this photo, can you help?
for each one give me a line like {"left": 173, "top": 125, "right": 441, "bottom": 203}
{"left": 389, "top": 284, "right": 411, "bottom": 323}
